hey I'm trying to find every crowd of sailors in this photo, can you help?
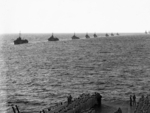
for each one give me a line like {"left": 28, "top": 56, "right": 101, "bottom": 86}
{"left": 11, "top": 93, "right": 150, "bottom": 113}
{"left": 114, "top": 94, "right": 149, "bottom": 113}
{"left": 11, "top": 92, "right": 102, "bottom": 113}
{"left": 130, "top": 94, "right": 136, "bottom": 106}
{"left": 39, "top": 93, "right": 101, "bottom": 113}
{"left": 134, "top": 95, "right": 150, "bottom": 113}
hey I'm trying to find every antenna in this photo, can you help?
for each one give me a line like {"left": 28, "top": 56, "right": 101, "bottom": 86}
{"left": 19, "top": 31, "right": 21, "bottom": 37}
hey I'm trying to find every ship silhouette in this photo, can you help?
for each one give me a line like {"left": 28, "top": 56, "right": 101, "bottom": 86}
{"left": 71, "top": 33, "right": 80, "bottom": 39}
{"left": 14, "top": 32, "right": 28, "bottom": 45}
{"left": 48, "top": 33, "right": 59, "bottom": 41}
{"left": 85, "top": 33, "right": 90, "bottom": 38}
{"left": 93, "top": 33, "right": 97, "bottom": 38}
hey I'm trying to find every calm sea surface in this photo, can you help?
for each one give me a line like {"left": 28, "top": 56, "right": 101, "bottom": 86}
{"left": 0, "top": 33, "right": 150, "bottom": 113}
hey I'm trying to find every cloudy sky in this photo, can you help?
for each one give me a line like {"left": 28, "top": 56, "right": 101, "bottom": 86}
{"left": 0, "top": 0, "right": 149, "bottom": 33}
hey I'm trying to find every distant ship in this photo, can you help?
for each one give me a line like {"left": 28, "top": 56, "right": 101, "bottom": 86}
{"left": 111, "top": 33, "right": 114, "bottom": 36}
{"left": 145, "top": 31, "right": 147, "bottom": 34}
{"left": 72, "top": 33, "right": 80, "bottom": 39}
{"left": 85, "top": 33, "right": 90, "bottom": 38}
{"left": 14, "top": 33, "right": 28, "bottom": 45}
{"left": 105, "top": 33, "right": 109, "bottom": 37}
{"left": 48, "top": 33, "right": 59, "bottom": 41}
{"left": 116, "top": 33, "right": 119, "bottom": 35}
{"left": 93, "top": 33, "right": 97, "bottom": 38}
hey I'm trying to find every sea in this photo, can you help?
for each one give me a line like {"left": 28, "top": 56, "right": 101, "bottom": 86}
{"left": 0, "top": 33, "right": 150, "bottom": 113}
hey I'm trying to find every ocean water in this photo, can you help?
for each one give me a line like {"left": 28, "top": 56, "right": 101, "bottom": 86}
{"left": 0, "top": 33, "right": 150, "bottom": 113}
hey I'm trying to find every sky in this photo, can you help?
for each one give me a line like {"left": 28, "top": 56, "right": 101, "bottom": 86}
{"left": 0, "top": 0, "right": 150, "bottom": 34}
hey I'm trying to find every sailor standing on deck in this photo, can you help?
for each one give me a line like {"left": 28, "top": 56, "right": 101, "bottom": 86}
{"left": 133, "top": 94, "right": 136, "bottom": 106}
{"left": 96, "top": 93, "right": 102, "bottom": 106}
{"left": 67, "top": 95, "right": 72, "bottom": 105}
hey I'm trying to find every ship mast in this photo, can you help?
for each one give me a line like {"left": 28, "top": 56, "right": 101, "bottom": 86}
{"left": 19, "top": 31, "right": 21, "bottom": 38}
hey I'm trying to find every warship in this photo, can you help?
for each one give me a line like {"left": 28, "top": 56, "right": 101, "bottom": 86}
{"left": 85, "top": 33, "right": 90, "bottom": 38}
{"left": 14, "top": 33, "right": 28, "bottom": 45}
{"left": 111, "top": 33, "right": 114, "bottom": 36}
{"left": 105, "top": 33, "right": 109, "bottom": 37}
{"left": 48, "top": 33, "right": 59, "bottom": 41}
{"left": 72, "top": 33, "right": 80, "bottom": 39}
{"left": 116, "top": 33, "right": 119, "bottom": 35}
{"left": 93, "top": 33, "right": 97, "bottom": 38}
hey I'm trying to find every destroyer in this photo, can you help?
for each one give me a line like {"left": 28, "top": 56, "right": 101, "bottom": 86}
{"left": 105, "top": 33, "right": 109, "bottom": 37}
{"left": 72, "top": 33, "right": 80, "bottom": 39}
{"left": 85, "top": 33, "right": 90, "bottom": 38}
{"left": 14, "top": 33, "right": 28, "bottom": 45}
{"left": 93, "top": 33, "right": 97, "bottom": 38}
{"left": 48, "top": 33, "right": 59, "bottom": 41}
{"left": 111, "top": 33, "right": 114, "bottom": 36}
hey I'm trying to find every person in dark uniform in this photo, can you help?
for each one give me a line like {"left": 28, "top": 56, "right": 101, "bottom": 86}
{"left": 67, "top": 95, "right": 72, "bottom": 105}
{"left": 96, "top": 93, "right": 102, "bottom": 106}
{"left": 130, "top": 95, "right": 133, "bottom": 106}
{"left": 118, "top": 107, "right": 122, "bottom": 113}
{"left": 133, "top": 94, "right": 136, "bottom": 106}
